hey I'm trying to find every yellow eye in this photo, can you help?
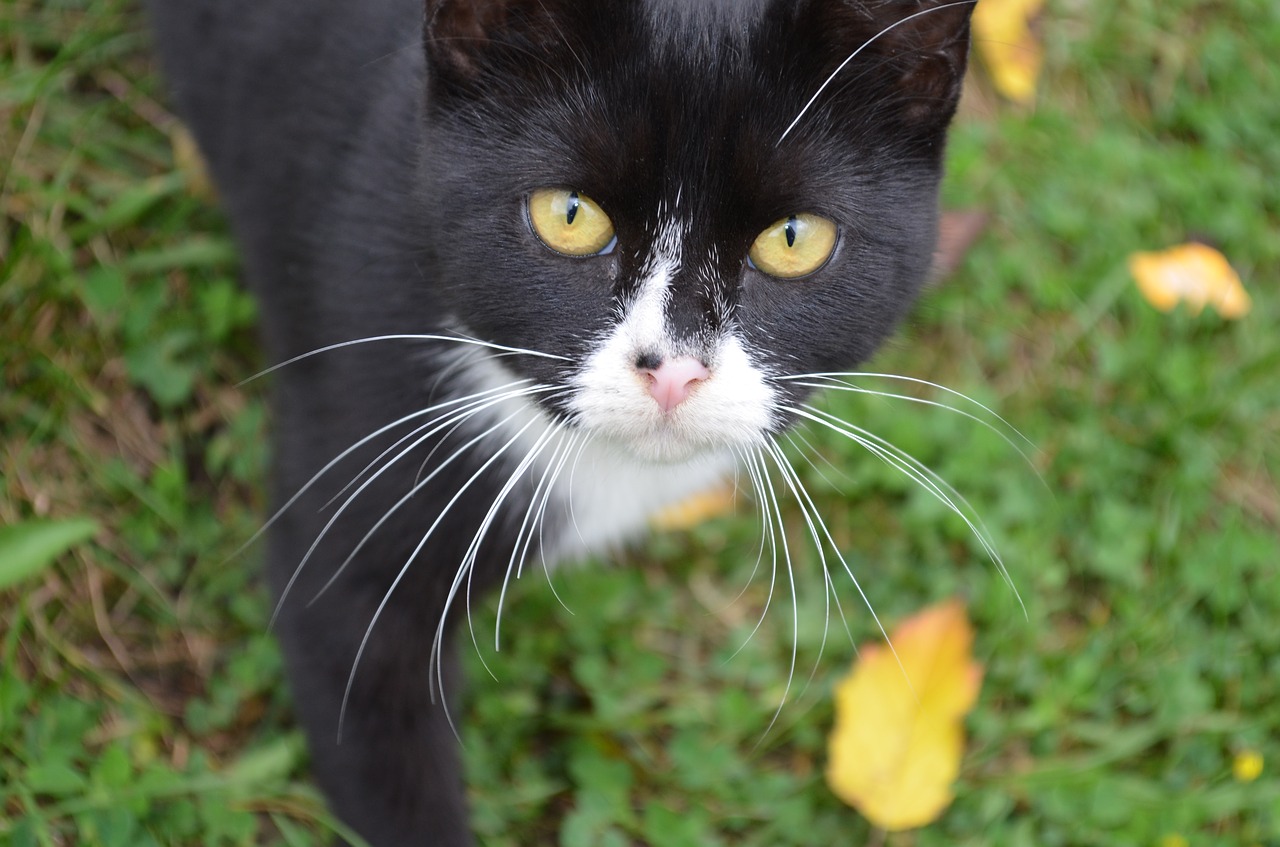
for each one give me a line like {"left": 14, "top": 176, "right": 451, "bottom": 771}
{"left": 748, "top": 213, "right": 838, "bottom": 279}
{"left": 528, "top": 188, "right": 615, "bottom": 256}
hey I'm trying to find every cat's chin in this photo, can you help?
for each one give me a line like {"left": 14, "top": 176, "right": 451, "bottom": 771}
{"left": 596, "top": 428, "right": 737, "bottom": 466}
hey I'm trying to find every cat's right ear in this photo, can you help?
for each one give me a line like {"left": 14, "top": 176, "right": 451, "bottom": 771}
{"left": 423, "top": 0, "right": 576, "bottom": 92}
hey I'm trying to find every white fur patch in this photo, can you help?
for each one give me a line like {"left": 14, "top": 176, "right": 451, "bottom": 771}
{"left": 439, "top": 210, "right": 778, "bottom": 563}
{"left": 448, "top": 349, "right": 736, "bottom": 563}
{"left": 568, "top": 220, "right": 778, "bottom": 464}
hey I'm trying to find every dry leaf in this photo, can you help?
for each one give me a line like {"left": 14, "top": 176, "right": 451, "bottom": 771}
{"left": 826, "top": 599, "right": 983, "bottom": 831}
{"left": 972, "top": 0, "right": 1045, "bottom": 105}
{"left": 931, "top": 209, "right": 990, "bottom": 283}
{"left": 170, "top": 123, "right": 217, "bottom": 202}
{"left": 1129, "top": 242, "right": 1251, "bottom": 318}
{"left": 649, "top": 484, "right": 736, "bottom": 531}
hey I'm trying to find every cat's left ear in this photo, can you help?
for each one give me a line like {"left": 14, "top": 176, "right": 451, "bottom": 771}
{"left": 794, "top": 0, "right": 976, "bottom": 131}
{"left": 865, "top": 0, "right": 975, "bottom": 126}
{"left": 423, "top": 0, "right": 579, "bottom": 92}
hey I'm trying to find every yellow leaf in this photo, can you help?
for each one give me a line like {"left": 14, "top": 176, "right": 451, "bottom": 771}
{"left": 1129, "top": 243, "right": 1251, "bottom": 319}
{"left": 972, "top": 0, "right": 1045, "bottom": 105}
{"left": 826, "top": 600, "right": 983, "bottom": 831}
{"left": 1233, "top": 749, "right": 1264, "bottom": 783}
{"left": 649, "top": 484, "right": 736, "bottom": 531}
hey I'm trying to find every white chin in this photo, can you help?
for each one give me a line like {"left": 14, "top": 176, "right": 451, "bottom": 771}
{"left": 597, "top": 424, "right": 734, "bottom": 465}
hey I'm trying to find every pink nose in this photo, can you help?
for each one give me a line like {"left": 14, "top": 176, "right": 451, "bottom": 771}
{"left": 641, "top": 356, "right": 710, "bottom": 413}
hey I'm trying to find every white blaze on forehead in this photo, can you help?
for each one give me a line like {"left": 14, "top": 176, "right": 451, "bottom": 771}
{"left": 625, "top": 219, "right": 682, "bottom": 356}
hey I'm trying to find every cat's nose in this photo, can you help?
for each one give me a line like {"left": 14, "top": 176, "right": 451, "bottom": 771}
{"left": 641, "top": 356, "right": 710, "bottom": 413}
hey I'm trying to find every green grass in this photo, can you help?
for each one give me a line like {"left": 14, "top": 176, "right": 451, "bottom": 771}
{"left": 3, "top": 1, "right": 1278, "bottom": 845}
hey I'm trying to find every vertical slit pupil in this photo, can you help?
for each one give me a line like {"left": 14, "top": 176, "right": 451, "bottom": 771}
{"left": 566, "top": 192, "right": 580, "bottom": 226}
{"left": 785, "top": 216, "right": 797, "bottom": 248}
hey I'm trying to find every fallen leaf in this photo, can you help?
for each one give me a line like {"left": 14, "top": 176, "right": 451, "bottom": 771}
{"left": 826, "top": 599, "right": 983, "bottom": 831}
{"left": 931, "top": 209, "right": 989, "bottom": 283}
{"left": 1129, "top": 243, "right": 1251, "bottom": 318}
{"left": 972, "top": 0, "right": 1045, "bottom": 105}
{"left": 649, "top": 484, "right": 736, "bottom": 531}
{"left": 170, "top": 123, "right": 217, "bottom": 202}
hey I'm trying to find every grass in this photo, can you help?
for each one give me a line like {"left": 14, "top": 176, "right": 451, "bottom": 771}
{"left": 2, "top": 0, "right": 1278, "bottom": 845}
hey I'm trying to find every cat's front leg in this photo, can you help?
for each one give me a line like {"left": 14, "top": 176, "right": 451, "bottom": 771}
{"left": 265, "top": 469, "right": 478, "bottom": 847}
{"left": 272, "top": 569, "right": 474, "bottom": 847}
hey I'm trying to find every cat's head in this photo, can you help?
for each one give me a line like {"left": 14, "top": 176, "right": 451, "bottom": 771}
{"left": 416, "top": 0, "right": 973, "bottom": 463}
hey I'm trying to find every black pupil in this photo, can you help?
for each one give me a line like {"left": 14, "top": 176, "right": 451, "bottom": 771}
{"left": 566, "top": 192, "right": 580, "bottom": 225}
{"left": 785, "top": 216, "right": 797, "bottom": 248}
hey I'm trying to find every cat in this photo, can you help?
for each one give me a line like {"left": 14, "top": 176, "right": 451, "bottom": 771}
{"left": 149, "top": 0, "right": 978, "bottom": 843}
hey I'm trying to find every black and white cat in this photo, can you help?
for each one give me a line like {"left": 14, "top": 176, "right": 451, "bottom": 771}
{"left": 150, "top": 0, "right": 977, "bottom": 843}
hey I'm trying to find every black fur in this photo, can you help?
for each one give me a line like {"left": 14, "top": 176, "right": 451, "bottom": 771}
{"left": 149, "top": 0, "right": 973, "bottom": 843}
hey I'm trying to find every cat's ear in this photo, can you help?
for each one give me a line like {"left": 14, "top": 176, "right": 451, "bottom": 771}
{"left": 423, "top": 0, "right": 576, "bottom": 90}
{"left": 798, "top": 0, "right": 975, "bottom": 130}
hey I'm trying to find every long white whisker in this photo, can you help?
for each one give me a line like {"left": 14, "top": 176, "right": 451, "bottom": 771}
{"left": 788, "top": 379, "right": 1039, "bottom": 474}
{"left": 312, "top": 390, "right": 572, "bottom": 610}
{"left": 722, "top": 445, "right": 772, "bottom": 611}
{"left": 778, "top": 370, "right": 1034, "bottom": 450}
{"left": 777, "top": 0, "right": 978, "bottom": 144}
{"left": 320, "top": 380, "right": 536, "bottom": 511}
{"left": 499, "top": 428, "right": 580, "bottom": 641}
{"left": 796, "top": 404, "right": 1026, "bottom": 617}
{"left": 338, "top": 415, "right": 542, "bottom": 742}
{"left": 233, "top": 387, "right": 527, "bottom": 563}
{"left": 562, "top": 428, "right": 594, "bottom": 552}
{"left": 460, "top": 420, "right": 564, "bottom": 681}
{"left": 784, "top": 429, "right": 850, "bottom": 497}
{"left": 494, "top": 428, "right": 574, "bottom": 650}
{"left": 426, "top": 417, "right": 549, "bottom": 727}
{"left": 754, "top": 443, "right": 800, "bottom": 743}
{"left": 240, "top": 333, "right": 569, "bottom": 386}
{"left": 766, "top": 418, "right": 914, "bottom": 698}
{"left": 763, "top": 438, "right": 852, "bottom": 675}
{"left": 275, "top": 386, "right": 560, "bottom": 624}
{"left": 536, "top": 432, "right": 592, "bottom": 614}
{"left": 805, "top": 405, "right": 1005, "bottom": 565}
{"left": 725, "top": 447, "right": 779, "bottom": 663}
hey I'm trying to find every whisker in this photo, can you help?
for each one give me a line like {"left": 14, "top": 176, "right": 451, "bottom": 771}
{"left": 777, "top": 0, "right": 978, "bottom": 144}
{"left": 229, "top": 391, "right": 515, "bottom": 564}
{"left": 272, "top": 385, "right": 560, "bottom": 627}
{"left": 311, "top": 390, "right": 572, "bottom": 611}
{"left": 791, "top": 379, "right": 1042, "bottom": 480}
{"left": 794, "top": 404, "right": 1026, "bottom": 617}
{"left": 536, "top": 432, "right": 594, "bottom": 613}
{"left": 460, "top": 420, "right": 565, "bottom": 681}
{"left": 753, "top": 443, "right": 800, "bottom": 743}
{"left": 761, "top": 438, "right": 833, "bottom": 697}
{"left": 519, "top": 430, "right": 582, "bottom": 605}
{"left": 777, "top": 370, "right": 1035, "bottom": 451}
{"left": 320, "top": 379, "right": 535, "bottom": 511}
{"left": 724, "top": 447, "right": 780, "bottom": 663}
{"left": 765, "top": 423, "right": 913, "bottom": 697}
{"left": 562, "top": 428, "right": 594, "bottom": 552}
{"left": 338, "top": 414, "right": 543, "bottom": 742}
{"left": 721, "top": 445, "right": 773, "bottom": 611}
{"left": 240, "top": 332, "right": 569, "bottom": 386}
{"left": 495, "top": 427, "right": 578, "bottom": 650}
{"left": 784, "top": 429, "right": 851, "bottom": 497}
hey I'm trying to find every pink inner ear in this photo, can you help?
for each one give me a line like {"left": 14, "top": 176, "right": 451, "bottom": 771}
{"left": 642, "top": 356, "right": 710, "bottom": 413}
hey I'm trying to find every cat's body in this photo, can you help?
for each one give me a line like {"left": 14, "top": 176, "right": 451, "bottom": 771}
{"left": 150, "top": 0, "right": 974, "bottom": 843}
